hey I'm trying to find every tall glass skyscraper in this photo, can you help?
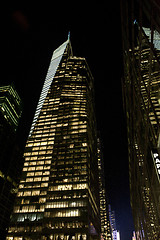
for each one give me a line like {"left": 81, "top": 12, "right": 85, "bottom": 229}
{"left": 121, "top": 0, "right": 160, "bottom": 239}
{"left": 0, "top": 84, "right": 23, "bottom": 239}
{"left": 7, "top": 37, "right": 101, "bottom": 240}
{"left": 97, "top": 138, "right": 112, "bottom": 240}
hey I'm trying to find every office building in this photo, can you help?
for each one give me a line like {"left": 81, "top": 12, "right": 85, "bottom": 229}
{"left": 108, "top": 206, "right": 120, "bottom": 240}
{"left": 121, "top": 0, "right": 160, "bottom": 239}
{"left": 97, "top": 138, "right": 112, "bottom": 240}
{"left": 7, "top": 37, "right": 101, "bottom": 240}
{"left": 0, "top": 84, "right": 23, "bottom": 239}
{"left": 132, "top": 231, "right": 136, "bottom": 240}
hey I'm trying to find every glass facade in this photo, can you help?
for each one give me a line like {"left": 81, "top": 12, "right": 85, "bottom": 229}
{"left": 7, "top": 39, "right": 101, "bottom": 239}
{"left": 121, "top": 0, "right": 160, "bottom": 239}
{"left": 0, "top": 85, "right": 22, "bottom": 132}
{"left": 0, "top": 84, "right": 23, "bottom": 239}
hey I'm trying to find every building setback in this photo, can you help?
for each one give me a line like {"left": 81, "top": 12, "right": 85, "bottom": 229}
{"left": 121, "top": 0, "right": 160, "bottom": 239}
{"left": 7, "top": 38, "right": 102, "bottom": 240}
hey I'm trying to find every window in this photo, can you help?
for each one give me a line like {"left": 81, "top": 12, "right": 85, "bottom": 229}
{"left": 23, "top": 191, "right": 31, "bottom": 196}
{"left": 26, "top": 178, "right": 33, "bottom": 182}
{"left": 27, "top": 172, "right": 34, "bottom": 177}
{"left": 41, "top": 183, "right": 48, "bottom": 187}
{"left": 35, "top": 172, "right": 42, "bottom": 176}
{"left": 34, "top": 177, "right": 41, "bottom": 182}
{"left": 32, "top": 190, "right": 40, "bottom": 196}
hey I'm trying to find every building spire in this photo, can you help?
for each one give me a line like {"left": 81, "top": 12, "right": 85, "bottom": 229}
{"left": 68, "top": 31, "right": 70, "bottom": 40}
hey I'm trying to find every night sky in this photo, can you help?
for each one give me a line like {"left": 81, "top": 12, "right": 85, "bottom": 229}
{"left": 2, "top": 2, "right": 134, "bottom": 239}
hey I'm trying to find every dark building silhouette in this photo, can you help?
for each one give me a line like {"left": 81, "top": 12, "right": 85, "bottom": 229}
{"left": 6, "top": 37, "right": 107, "bottom": 240}
{"left": 121, "top": 0, "right": 160, "bottom": 239}
{"left": 0, "top": 84, "right": 23, "bottom": 239}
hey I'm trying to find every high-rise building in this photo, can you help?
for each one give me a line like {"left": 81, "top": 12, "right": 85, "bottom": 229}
{"left": 0, "top": 84, "right": 23, "bottom": 239}
{"left": 132, "top": 231, "right": 136, "bottom": 240}
{"left": 121, "top": 0, "right": 160, "bottom": 239}
{"left": 0, "top": 84, "right": 22, "bottom": 132}
{"left": 108, "top": 206, "right": 120, "bottom": 240}
{"left": 7, "top": 37, "right": 101, "bottom": 240}
{"left": 97, "top": 138, "right": 112, "bottom": 240}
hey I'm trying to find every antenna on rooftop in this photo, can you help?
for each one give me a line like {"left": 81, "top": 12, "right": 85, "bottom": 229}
{"left": 68, "top": 31, "right": 70, "bottom": 40}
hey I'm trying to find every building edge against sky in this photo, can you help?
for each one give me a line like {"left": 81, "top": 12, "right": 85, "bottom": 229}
{"left": 121, "top": 0, "right": 160, "bottom": 239}
{"left": 6, "top": 36, "right": 112, "bottom": 240}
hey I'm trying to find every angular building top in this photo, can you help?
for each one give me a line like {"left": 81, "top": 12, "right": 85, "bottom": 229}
{"left": 29, "top": 39, "right": 73, "bottom": 137}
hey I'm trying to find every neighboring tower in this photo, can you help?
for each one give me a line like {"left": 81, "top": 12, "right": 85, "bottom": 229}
{"left": 121, "top": 0, "right": 160, "bottom": 239}
{"left": 132, "top": 231, "right": 136, "bottom": 240}
{"left": 108, "top": 205, "right": 120, "bottom": 240}
{"left": 7, "top": 38, "right": 101, "bottom": 239}
{"left": 0, "top": 84, "right": 23, "bottom": 239}
{"left": 97, "top": 138, "right": 112, "bottom": 240}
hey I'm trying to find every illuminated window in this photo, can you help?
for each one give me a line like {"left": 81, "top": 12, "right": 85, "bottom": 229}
{"left": 42, "top": 177, "right": 49, "bottom": 181}
{"left": 39, "top": 198, "right": 46, "bottom": 203}
{"left": 23, "top": 191, "right": 31, "bottom": 196}
{"left": 32, "top": 190, "right": 40, "bottom": 196}
{"left": 41, "top": 183, "right": 48, "bottom": 187}
{"left": 17, "top": 191, "right": 23, "bottom": 197}
{"left": 34, "top": 177, "right": 41, "bottom": 182}
{"left": 35, "top": 171, "right": 42, "bottom": 176}
{"left": 28, "top": 167, "right": 35, "bottom": 171}
{"left": 27, "top": 172, "right": 34, "bottom": 176}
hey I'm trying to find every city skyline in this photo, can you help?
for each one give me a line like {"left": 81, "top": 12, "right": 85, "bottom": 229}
{"left": 1, "top": 2, "right": 134, "bottom": 240}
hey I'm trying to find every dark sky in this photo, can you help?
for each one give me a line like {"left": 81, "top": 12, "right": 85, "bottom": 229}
{"left": 1, "top": 2, "right": 134, "bottom": 239}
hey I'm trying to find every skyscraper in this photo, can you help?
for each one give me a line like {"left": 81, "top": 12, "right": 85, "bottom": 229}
{"left": 0, "top": 84, "right": 23, "bottom": 239}
{"left": 97, "top": 138, "right": 112, "bottom": 240}
{"left": 108, "top": 206, "right": 120, "bottom": 240}
{"left": 121, "top": 0, "right": 160, "bottom": 239}
{"left": 7, "top": 37, "right": 101, "bottom": 240}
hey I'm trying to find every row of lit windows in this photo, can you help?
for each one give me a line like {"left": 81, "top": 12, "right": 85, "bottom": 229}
{"left": 8, "top": 225, "right": 42, "bottom": 234}
{"left": 7, "top": 235, "right": 87, "bottom": 240}
{"left": 19, "top": 182, "right": 48, "bottom": 189}
{"left": 12, "top": 213, "right": 43, "bottom": 222}
{"left": 14, "top": 205, "right": 45, "bottom": 213}
{"left": 48, "top": 192, "right": 87, "bottom": 200}
{"left": 24, "top": 160, "right": 51, "bottom": 166}
{"left": 32, "top": 129, "right": 87, "bottom": 139}
{"left": 44, "top": 209, "right": 80, "bottom": 218}
{"left": 25, "top": 176, "right": 49, "bottom": 182}
{"left": 45, "top": 200, "right": 87, "bottom": 209}
{"left": 17, "top": 183, "right": 87, "bottom": 197}
{"left": 8, "top": 222, "right": 87, "bottom": 233}
{"left": 54, "top": 176, "right": 87, "bottom": 184}
{"left": 24, "top": 141, "right": 87, "bottom": 152}
{"left": 23, "top": 165, "right": 50, "bottom": 172}
{"left": 48, "top": 183, "right": 87, "bottom": 191}
{"left": 26, "top": 171, "right": 49, "bottom": 176}
{"left": 34, "top": 117, "right": 87, "bottom": 127}
{"left": 46, "top": 221, "right": 86, "bottom": 229}
{"left": 17, "top": 190, "right": 47, "bottom": 197}
{"left": 13, "top": 201, "right": 87, "bottom": 214}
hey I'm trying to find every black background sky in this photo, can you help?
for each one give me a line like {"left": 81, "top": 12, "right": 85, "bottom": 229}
{"left": 1, "top": 1, "right": 135, "bottom": 239}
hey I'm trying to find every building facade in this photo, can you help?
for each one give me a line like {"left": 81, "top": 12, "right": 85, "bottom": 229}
{"left": 0, "top": 84, "right": 23, "bottom": 239}
{"left": 121, "top": 0, "right": 160, "bottom": 239}
{"left": 7, "top": 38, "right": 101, "bottom": 240}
